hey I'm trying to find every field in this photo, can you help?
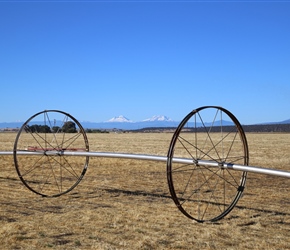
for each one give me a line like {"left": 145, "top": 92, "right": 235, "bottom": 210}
{"left": 1, "top": 132, "right": 290, "bottom": 249}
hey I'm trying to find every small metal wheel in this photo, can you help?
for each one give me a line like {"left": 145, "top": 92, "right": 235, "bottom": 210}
{"left": 13, "top": 110, "right": 89, "bottom": 197}
{"left": 167, "top": 106, "right": 249, "bottom": 222}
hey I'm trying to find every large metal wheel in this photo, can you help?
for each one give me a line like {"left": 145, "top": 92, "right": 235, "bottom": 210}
{"left": 13, "top": 110, "right": 89, "bottom": 197}
{"left": 167, "top": 106, "right": 249, "bottom": 222}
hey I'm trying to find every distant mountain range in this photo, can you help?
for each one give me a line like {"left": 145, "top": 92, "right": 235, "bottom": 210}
{"left": 83, "top": 115, "right": 178, "bottom": 130}
{"left": 260, "top": 119, "right": 290, "bottom": 125}
{"left": 0, "top": 115, "right": 178, "bottom": 130}
{"left": 0, "top": 115, "right": 290, "bottom": 130}
{"left": 105, "top": 115, "right": 173, "bottom": 123}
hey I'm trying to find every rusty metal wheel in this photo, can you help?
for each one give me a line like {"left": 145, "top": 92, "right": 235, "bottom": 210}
{"left": 167, "top": 106, "right": 249, "bottom": 222}
{"left": 13, "top": 110, "right": 89, "bottom": 197}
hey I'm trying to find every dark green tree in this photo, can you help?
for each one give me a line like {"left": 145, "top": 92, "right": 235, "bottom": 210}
{"left": 52, "top": 126, "right": 61, "bottom": 133}
{"left": 26, "top": 124, "right": 51, "bottom": 133}
{"left": 39, "top": 125, "right": 51, "bottom": 133}
{"left": 62, "top": 121, "right": 77, "bottom": 133}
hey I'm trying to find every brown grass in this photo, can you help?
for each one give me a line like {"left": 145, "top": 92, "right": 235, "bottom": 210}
{"left": 1, "top": 132, "right": 290, "bottom": 249}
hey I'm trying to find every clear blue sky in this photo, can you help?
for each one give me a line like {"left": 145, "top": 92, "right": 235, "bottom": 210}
{"left": 1, "top": 0, "right": 289, "bottom": 124}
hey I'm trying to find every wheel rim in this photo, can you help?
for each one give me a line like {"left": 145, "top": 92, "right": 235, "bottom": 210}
{"left": 167, "top": 106, "right": 249, "bottom": 222}
{"left": 13, "top": 110, "right": 89, "bottom": 197}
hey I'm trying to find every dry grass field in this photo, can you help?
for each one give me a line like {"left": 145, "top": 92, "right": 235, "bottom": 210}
{"left": 1, "top": 132, "right": 290, "bottom": 249}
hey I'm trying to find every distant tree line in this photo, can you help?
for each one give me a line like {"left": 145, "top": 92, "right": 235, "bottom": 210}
{"left": 242, "top": 124, "right": 290, "bottom": 133}
{"left": 85, "top": 129, "right": 109, "bottom": 133}
{"left": 133, "top": 124, "right": 290, "bottom": 133}
{"left": 25, "top": 121, "right": 77, "bottom": 133}
{"left": 24, "top": 123, "right": 290, "bottom": 134}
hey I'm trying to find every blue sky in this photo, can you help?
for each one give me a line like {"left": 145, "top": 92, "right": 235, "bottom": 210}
{"left": 1, "top": 0, "right": 289, "bottom": 124}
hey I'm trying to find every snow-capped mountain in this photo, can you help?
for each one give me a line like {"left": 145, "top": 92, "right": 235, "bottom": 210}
{"left": 142, "top": 115, "right": 173, "bottom": 122}
{"left": 105, "top": 115, "right": 133, "bottom": 123}
{"left": 93, "top": 114, "right": 178, "bottom": 129}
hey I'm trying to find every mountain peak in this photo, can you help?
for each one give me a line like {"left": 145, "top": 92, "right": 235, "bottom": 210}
{"left": 142, "top": 115, "right": 173, "bottom": 122}
{"left": 105, "top": 115, "right": 132, "bottom": 123}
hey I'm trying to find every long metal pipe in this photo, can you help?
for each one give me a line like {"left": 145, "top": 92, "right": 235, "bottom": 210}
{"left": 0, "top": 151, "right": 14, "bottom": 155}
{"left": 196, "top": 159, "right": 290, "bottom": 179}
{"left": 1, "top": 150, "right": 290, "bottom": 179}
{"left": 2, "top": 150, "right": 193, "bottom": 164}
